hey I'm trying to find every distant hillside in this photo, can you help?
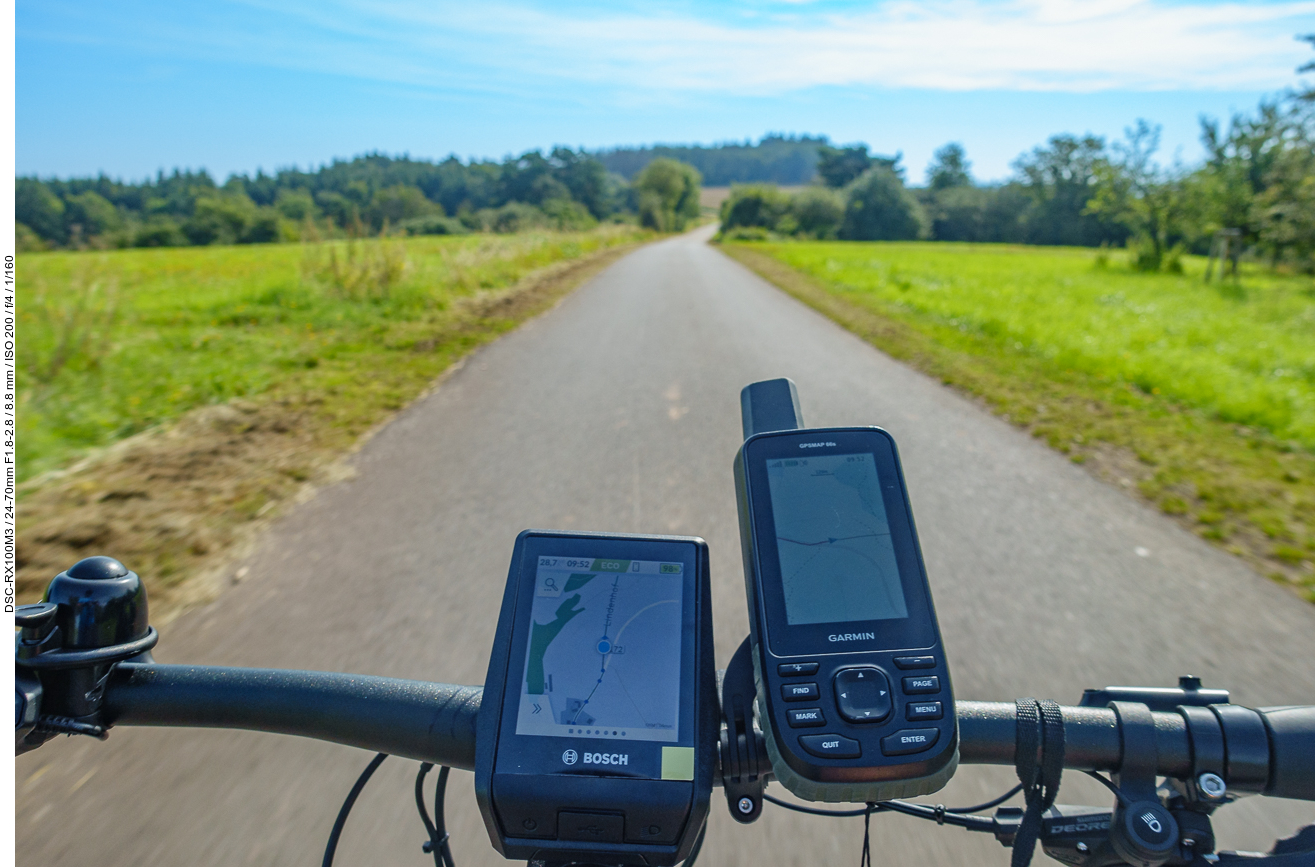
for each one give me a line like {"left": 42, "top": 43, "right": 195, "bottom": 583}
{"left": 598, "top": 134, "right": 827, "bottom": 185}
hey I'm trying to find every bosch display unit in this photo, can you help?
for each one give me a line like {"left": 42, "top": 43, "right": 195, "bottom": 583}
{"left": 475, "top": 530, "right": 716, "bottom": 865}
{"left": 734, "top": 427, "right": 958, "bottom": 803}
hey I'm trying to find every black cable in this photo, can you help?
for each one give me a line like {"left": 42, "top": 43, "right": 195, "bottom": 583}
{"left": 414, "top": 764, "right": 456, "bottom": 867}
{"left": 763, "top": 793, "right": 874, "bottom": 817}
{"left": 323, "top": 752, "right": 388, "bottom": 867}
{"left": 860, "top": 803, "right": 875, "bottom": 867}
{"left": 682, "top": 818, "right": 708, "bottom": 867}
{"left": 433, "top": 767, "right": 455, "bottom": 867}
{"left": 1083, "top": 770, "right": 1129, "bottom": 805}
{"left": 764, "top": 784, "right": 1021, "bottom": 830}
{"left": 415, "top": 764, "right": 443, "bottom": 867}
{"left": 945, "top": 783, "right": 1025, "bottom": 814}
{"left": 879, "top": 799, "right": 996, "bottom": 831}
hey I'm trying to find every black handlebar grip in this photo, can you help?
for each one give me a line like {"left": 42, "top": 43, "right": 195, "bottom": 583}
{"left": 103, "top": 664, "right": 482, "bottom": 770}
{"left": 1258, "top": 706, "right": 1315, "bottom": 801}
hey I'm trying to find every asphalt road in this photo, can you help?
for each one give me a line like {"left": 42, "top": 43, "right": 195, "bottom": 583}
{"left": 18, "top": 226, "right": 1315, "bottom": 866}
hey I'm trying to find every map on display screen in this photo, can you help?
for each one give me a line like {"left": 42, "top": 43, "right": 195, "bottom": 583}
{"left": 515, "top": 557, "right": 684, "bottom": 743}
{"left": 767, "top": 452, "right": 909, "bottom": 625}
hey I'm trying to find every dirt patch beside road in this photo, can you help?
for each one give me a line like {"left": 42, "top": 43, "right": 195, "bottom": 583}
{"left": 17, "top": 242, "right": 642, "bottom": 622}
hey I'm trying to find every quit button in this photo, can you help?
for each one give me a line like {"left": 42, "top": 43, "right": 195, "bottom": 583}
{"left": 798, "top": 734, "right": 860, "bottom": 759}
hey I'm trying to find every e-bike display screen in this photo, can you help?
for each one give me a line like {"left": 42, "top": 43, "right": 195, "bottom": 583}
{"left": 514, "top": 557, "right": 684, "bottom": 743}
{"left": 766, "top": 452, "right": 909, "bottom": 625}
{"left": 476, "top": 531, "right": 715, "bottom": 866}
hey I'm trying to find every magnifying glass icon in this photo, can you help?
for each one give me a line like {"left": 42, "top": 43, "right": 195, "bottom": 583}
{"left": 544, "top": 577, "right": 558, "bottom": 591}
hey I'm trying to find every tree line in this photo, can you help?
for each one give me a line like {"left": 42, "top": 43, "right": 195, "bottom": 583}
{"left": 16, "top": 150, "right": 702, "bottom": 251}
{"left": 599, "top": 134, "right": 826, "bottom": 185}
{"left": 720, "top": 48, "right": 1315, "bottom": 272}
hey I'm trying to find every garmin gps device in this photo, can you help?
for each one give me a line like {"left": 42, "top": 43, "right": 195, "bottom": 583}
{"left": 475, "top": 530, "right": 716, "bottom": 865}
{"left": 734, "top": 422, "right": 958, "bottom": 803}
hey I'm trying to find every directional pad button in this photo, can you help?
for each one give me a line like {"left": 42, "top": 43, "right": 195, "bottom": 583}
{"left": 833, "top": 667, "right": 892, "bottom": 724}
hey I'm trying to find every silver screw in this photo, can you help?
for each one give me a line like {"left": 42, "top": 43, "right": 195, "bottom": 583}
{"left": 1182, "top": 837, "right": 1197, "bottom": 849}
{"left": 737, "top": 797, "right": 754, "bottom": 814}
{"left": 1198, "top": 772, "right": 1227, "bottom": 800}
{"left": 1075, "top": 843, "right": 1089, "bottom": 854}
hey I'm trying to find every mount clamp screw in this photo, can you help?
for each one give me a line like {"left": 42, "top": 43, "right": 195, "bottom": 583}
{"left": 1197, "top": 773, "right": 1227, "bottom": 801}
{"left": 737, "top": 797, "right": 754, "bottom": 815}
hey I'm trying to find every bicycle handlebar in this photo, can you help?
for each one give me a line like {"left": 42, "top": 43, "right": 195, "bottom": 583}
{"left": 101, "top": 664, "right": 1315, "bottom": 801}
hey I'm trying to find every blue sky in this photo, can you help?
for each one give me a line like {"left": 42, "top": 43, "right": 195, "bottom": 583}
{"left": 16, "top": 0, "right": 1315, "bottom": 184}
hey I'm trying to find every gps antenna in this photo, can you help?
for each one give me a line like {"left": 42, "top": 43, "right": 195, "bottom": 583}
{"left": 740, "top": 379, "right": 804, "bottom": 440}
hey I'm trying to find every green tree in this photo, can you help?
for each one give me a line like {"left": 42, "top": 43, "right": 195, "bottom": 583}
{"left": 789, "top": 187, "right": 844, "bottom": 238}
{"left": 365, "top": 184, "right": 439, "bottom": 231}
{"left": 275, "top": 189, "right": 318, "bottom": 221}
{"left": 1253, "top": 130, "right": 1315, "bottom": 269}
{"left": 550, "top": 148, "right": 610, "bottom": 218}
{"left": 840, "top": 167, "right": 925, "bottom": 241}
{"left": 316, "top": 192, "right": 360, "bottom": 232}
{"left": 134, "top": 217, "right": 187, "bottom": 247}
{"left": 1012, "top": 134, "right": 1118, "bottom": 246}
{"left": 1087, "top": 121, "right": 1188, "bottom": 270}
{"left": 720, "top": 185, "right": 791, "bottom": 232}
{"left": 16, "top": 179, "right": 66, "bottom": 244}
{"left": 817, "top": 145, "right": 872, "bottom": 188}
{"left": 63, "top": 191, "right": 121, "bottom": 240}
{"left": 926, "top": 143, "right": 972, "bottom": 190}
{"left": 634, "top": 158, "right": 701, "bottom": 231}
{"left": 1196, "top": 100, "right": 1299, "bottom": 253}
{"left": 184, "top": 194, "right": 258, "bottom": 245}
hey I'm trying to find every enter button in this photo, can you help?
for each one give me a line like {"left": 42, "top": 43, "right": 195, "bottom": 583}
{"left": 881, "top": 728, "right": 940, "bottom": 756}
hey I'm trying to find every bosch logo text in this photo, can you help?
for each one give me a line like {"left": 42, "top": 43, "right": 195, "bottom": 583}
{"left": 583, "top": 752, "right": 628, "bottom": 766}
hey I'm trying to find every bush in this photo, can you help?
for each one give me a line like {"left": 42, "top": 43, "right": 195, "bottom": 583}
{"left": 16, "top": 223, "right": 46, "bottom": 252}
{"left": 399, "top": 215, "right": 468, "bottom": 236}
{"left": 720, "top": 226, "right": 773, "bottom": 241}
{"left": 840, "top": 167, "right": 926, "bottom": 241}
{"left": 365, "top": 185, "right": 439, "bottom": 231}
{"left": 185, "top": 195, "right": 258, "bottom": 245}
{"left": 790, "top": 187, "right": 844, "bottom": 238}
{"left": 1128, "top": 236, "right": 1162, "bottom": 272}
{"left": 134, "top": 218, "right": 187, "bottom": 248}
{"left": 487, "top": 202, "right": 549, "bottom": 234}
{"left": 541, "top": 198, "right": 598, "bottom": 231}
{"left": 64, "top": 191, "right": 122, "bottom": 239}
{"left": 720, "top": 185, "right": 791, "bottom": 233}
{"left": 634, "top": 158, "right": 701, "bottom": 232}
{"left": 301, "top": 238, "right": 409, "bottom": 300}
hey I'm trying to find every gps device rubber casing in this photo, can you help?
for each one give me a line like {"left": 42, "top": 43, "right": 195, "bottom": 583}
{"left": 734, "top": 427, "right": 958, "bottom": 803}
{"left": 475, "top": 530, "right": 716, "bottom": 865}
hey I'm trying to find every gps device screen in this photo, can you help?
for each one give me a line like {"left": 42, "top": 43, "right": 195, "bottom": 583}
{"left": 766, "top": 452, "right": 909, "bottom": 625}
{"left": 515, "top": 557, "right": 684, "bottom": 743}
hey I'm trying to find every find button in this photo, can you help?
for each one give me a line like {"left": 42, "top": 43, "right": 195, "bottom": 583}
{"left": 881, "top": 728, "right": 940, "bottom": 756}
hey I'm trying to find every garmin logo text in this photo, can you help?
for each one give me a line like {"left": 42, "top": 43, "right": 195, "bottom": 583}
{"left": 799, "top": 442, "right": 837, "bottom": 449}
{"left": 583, "top": 752, "right": 629, "bottom": 766}
{"left": 828, "top": 632, "right": 876, "bottom": 642}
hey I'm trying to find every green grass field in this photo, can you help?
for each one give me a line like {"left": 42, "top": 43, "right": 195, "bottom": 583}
{"left": 19, "top": 228, "right": 645, "bottom": 483}
{"left": 725, "top": 241, "right": 1315, "bottom": 600}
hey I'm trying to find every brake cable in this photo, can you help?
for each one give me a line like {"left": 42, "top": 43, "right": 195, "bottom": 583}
{"left": 323, "top": 753, "right": 389, "bottom": 867}
{"left": 322, "top": 754, "right": 457, "bottom": 867}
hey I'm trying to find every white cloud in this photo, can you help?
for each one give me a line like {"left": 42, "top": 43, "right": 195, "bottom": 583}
{"left": 42, "top": 0, "right": 1315, "bottom": 95}
{"left": 454, "top": 0, "right": 1315, "bottom": 93}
